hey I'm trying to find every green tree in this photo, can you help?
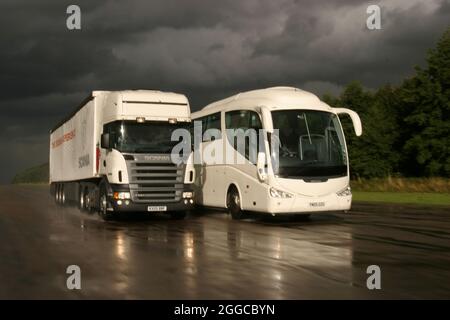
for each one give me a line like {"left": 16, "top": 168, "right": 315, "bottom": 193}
{"left": 327, "top": 82, "right": 399, "bottom": 178}
{"left": 324, "top": 27, "right": 450, "bottom": 179}
{"left": 398, "top": 28, "right": 450, "bottom": 176}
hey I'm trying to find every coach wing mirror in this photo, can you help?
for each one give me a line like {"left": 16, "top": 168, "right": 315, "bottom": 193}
{"left": 333, "top": 108, "right": 362, "bottom": 136}
{"left": 101, "top": 133, "right": 112, "bottom": 149}
{"left": 256, "top": 152, "right": 267, "bottom": 181}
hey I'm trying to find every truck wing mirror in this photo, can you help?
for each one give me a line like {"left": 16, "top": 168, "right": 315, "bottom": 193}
{"left": 333, "top": 108, "right": 362, "bottom": 136}
{"left": 256, "top": 152, "right": 267, "bottom": 182}
{"left": 101, "top": 133, "right": 111, "bottom": 149}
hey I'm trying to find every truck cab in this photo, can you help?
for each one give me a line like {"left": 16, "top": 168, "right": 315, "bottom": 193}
{"left": 95, "top": 91, "right": 195, "bottom": 219}
{"left": 50, "top": 90, "right": 195, "bottom": 220}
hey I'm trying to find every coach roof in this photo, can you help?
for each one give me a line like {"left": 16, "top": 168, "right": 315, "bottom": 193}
{"left": 199, "top": 87, "right": 332, "bottom": 114}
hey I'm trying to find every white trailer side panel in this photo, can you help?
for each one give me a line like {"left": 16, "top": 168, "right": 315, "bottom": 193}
{"left": 49, "top": 99, "right": 97, "bottom": 182}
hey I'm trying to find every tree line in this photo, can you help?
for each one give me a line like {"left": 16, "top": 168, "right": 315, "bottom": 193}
{"left": 323, "top": 28, "right": 450, "bottom": 179}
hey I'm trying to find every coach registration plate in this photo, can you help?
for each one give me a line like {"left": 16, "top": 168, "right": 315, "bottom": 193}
{"left": 147, "top": 206, "right": 167, "bottom": 212}
{"left": 309, "top": 202, "right": 325, "bottom": 207}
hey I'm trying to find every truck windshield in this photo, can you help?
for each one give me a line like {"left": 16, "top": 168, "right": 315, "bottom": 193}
{"left": 104, "top": 120, "right": 189, "bottom": 154}
{"left": 271, "top": 110, "right": 347, "bottom": 178}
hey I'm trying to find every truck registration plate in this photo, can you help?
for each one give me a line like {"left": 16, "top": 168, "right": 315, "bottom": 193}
{"left": 147, "top": 206, "right": 167, "bottom": 212}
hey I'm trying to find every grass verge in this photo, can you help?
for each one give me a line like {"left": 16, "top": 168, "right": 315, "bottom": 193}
{"left": 351, "top": 177, "right": 450, "bottom": 193}
{"left": 353, "top": 191, "right": 450, "bottom": 206}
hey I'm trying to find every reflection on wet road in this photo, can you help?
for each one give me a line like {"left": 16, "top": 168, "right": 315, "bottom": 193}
{"left": 0, "top": 185, "right": 449, "bottom": 299}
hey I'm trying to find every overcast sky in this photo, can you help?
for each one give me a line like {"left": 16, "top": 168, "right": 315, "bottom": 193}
{"left": 0, "top": 0, "right": 449, "bottom": 183}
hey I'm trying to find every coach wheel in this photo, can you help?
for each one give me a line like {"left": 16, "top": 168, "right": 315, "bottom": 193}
{"left": 227, "top": 187, "right": 243, "bottom": 220}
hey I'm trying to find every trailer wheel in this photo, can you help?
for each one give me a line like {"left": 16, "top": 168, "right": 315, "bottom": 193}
{"left": 78, "top": 185, "right": 85, "bottom": 211}
{"left": 227, "top": 186, "right": 243, "bottom": 220}
{"left": 58, "top": 184, "right": 63, "bottom": 205}
{"left": 85, "top": 191, "right": 94, "bottom": 213}
{"left": 79, "top": 186, "right": 90, "bottom": 212}
{"left": 57, "top": 184, "right": 65, "bottom": 206}
{"left": 60, "top": 184, "right": 66, "bottom": 206}
{"left": 98, "top": 186, "right": 113, "bottom": 221}
{"left": 84, "top": 187, "right": 94, "bottom": 213}
{"left": 55, "top": 184, "right": 60, "bottom": 204}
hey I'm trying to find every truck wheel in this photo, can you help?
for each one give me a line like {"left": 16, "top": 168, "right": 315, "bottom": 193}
{"left": 98, "top": 186, "right": 113, "bottom": 221}
{"left": 227, "top": 187, "right": 243, "bottom": 220}
{"left": 170, "top": 211, "right": 186, "bottom": 220}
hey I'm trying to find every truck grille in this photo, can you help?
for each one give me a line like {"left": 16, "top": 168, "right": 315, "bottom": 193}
{"left": 126, "top": 155, "right": 185, "bottom": 203}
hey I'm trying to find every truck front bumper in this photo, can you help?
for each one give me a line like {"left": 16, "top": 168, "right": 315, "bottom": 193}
{"left": 107, "top": 183, "right": 194, "bottom": 213}
{"left": 109, "top": 199, "right": 194, "bottom": 213}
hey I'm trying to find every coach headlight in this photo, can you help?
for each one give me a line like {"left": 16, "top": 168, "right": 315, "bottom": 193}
{"left": 336, "top": 186, "right": 352, "bottom": 197}
{"left": 270, "top": 187, "right": 293, "bottom": 198}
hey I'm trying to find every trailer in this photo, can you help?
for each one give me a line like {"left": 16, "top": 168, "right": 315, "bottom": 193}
{"left": 49, "top": 90, "right": 195, "bottom": 220}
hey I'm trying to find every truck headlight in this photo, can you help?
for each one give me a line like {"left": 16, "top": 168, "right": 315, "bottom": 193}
{"left": 182, "top": 192, "right": 193, "bottom": 199}
{"left": 269, "top": 187, "right": 293, "bottom": 198}
{"left": 336, "top": 186, "right": 352, "bottom": 197}
{"left": 113, "top": 192, "right": 131, "bottom": 200}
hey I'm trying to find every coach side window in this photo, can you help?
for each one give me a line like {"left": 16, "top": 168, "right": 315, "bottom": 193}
{"left": 202, "top": 112, "right": 222, "bottom": 142}
{"left": 225, "top": 110, "right": 262, "bottom": 162}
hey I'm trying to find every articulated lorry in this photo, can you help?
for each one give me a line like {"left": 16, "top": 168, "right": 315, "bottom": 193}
{"left": 49, "top": 90, "right": 195, "bottom": 220}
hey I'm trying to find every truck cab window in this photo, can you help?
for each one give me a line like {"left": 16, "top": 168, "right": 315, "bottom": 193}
{"left": 103, "top": 120, "right": 189, "bottom": 154}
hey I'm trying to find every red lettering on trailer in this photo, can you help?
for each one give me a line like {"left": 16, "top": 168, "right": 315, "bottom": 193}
{"left": 51, "top": 129, "right": 76, "bottom": 148}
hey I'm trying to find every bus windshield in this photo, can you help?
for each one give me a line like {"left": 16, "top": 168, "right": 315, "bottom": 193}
{"left": 104, "top": 120, "right": 189, "bottom": 154}
{"left": 271, "top": 110, "right": 347, "bottom": 178}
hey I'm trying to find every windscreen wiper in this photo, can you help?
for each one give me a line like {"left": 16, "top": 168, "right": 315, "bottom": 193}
{"left": 303, "top": 112, "right": 312, "bottom": 145}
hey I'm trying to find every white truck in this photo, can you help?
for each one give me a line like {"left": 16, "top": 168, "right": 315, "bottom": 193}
{"left": 49, "top": 90, "right": 195, "bottom": 220}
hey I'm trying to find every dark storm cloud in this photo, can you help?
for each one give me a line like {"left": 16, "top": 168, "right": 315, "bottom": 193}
{"left": 0, "top": 0, "right": 449, "bottom": 182}
{"left": 253, "top": 0, "right": 450, "bottom": 87}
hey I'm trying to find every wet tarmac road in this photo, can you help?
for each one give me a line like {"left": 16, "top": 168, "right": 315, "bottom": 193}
{"left": 0, "top": 185, "right": 449, "bottom": 299}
